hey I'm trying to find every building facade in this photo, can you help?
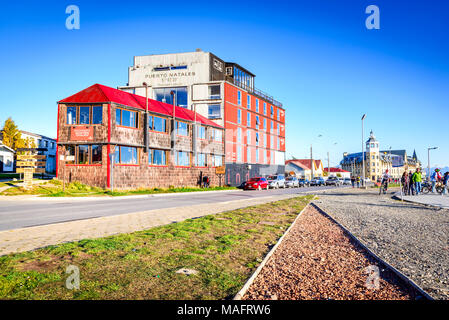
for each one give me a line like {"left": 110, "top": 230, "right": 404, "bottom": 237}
{"left": 0, "top": 143, "right": 15, "bottom": 173}
{"left": 20, "top": 131, "right": 57, "bottom": 173}
{"left": 340, "top": 131, "right": 422, "bottom": 181}
{"left": 119, "top": 50, "right": 286, "bottom": 186}
{"left": 57, "top": 84, "right": 224, "bottom": 190}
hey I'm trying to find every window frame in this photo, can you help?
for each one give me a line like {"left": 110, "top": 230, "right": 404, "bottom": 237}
{"left": 115, "top": 107, "right": 139, "bottom": 129}
{"left": 114, "top": 145, "right": 139, "bottom": 165}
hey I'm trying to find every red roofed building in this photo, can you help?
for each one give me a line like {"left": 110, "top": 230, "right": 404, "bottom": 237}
{"left": 56, "top": 84, "right": 225, "bottom": 189}
{"left": 323, "top": 167, "right": 351, "bottom": 179}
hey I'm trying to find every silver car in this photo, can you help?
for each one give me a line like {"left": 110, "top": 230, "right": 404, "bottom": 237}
{"left": 267, "top": 174, "right": 286, "bottom": 189}
{"left": 285, "top": 176, "right": 299, "bottom": 188}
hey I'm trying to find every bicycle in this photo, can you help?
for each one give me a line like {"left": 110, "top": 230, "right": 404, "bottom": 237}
{"left": 379, "top": 180, "right": 388, "bottom": 195}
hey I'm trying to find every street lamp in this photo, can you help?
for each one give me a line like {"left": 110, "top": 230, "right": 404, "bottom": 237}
{"left": 143, "top": 82, "right": 149, "bottom": 153}
{"left": 427, "top": 146, "right": 438, "bottom": 180}
{"left": 361, "top": 114, "right": 366, "bottom": 187}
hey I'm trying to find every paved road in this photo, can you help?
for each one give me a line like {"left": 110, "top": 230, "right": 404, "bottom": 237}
{"left": 0, "top": 186, "right": 340, "bottom": 231}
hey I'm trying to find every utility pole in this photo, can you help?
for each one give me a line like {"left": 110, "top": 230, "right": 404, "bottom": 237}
{"left": 310, "top": 144, "right": 313, "bottom": 181}
{"left": 361, "top": 114, "right": 366, "bottom": 188}
{"left": 143, "top": 82, "right": 149, "bottom": 153}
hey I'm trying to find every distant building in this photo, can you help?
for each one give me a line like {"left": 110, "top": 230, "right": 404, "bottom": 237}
{"left": 340, "top": 131, "right": 421, "bottom": 181}
{"left": 323, "top": 167, "right": 351, "bottom": 179}
{"left": 20, "top": 131, "right": 57, "bottom": 173}
{"left": 0, "top": 143, "right": 15, "bottom": 172}
{"left": 285, "top": 159, "right": 324, "bottom": 180}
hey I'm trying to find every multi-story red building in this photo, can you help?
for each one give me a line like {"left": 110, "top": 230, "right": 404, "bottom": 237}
{"left": 56, "top": 84, "right": 224, "bottom": 189}
{"left": 120, "top": 50, "right": 286, "bottom": 186}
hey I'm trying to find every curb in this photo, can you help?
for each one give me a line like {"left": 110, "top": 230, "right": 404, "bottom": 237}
{"left": 311, "top": 202, "right": 434, "bottom": 300}
{"left": 233, "top": 201, "right": 313, "bottom": 300}
{"left": 0, "top": 189, "right": 243, "bottom": 202}
{"left": 392, "top": 192, "right": 449, "bottom": 210}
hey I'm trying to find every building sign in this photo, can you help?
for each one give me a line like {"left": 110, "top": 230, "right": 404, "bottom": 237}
{"left": 215, "top": 166, "right": 226, "bottom": 175}
{"left": 144, "top": 71, "right": 196, "bottom": 85}
{"left": 71, "top": 126, "right": 94, "bottom": 141}
{"left": 213, "top": 59, "right": 223, "bottom": 72}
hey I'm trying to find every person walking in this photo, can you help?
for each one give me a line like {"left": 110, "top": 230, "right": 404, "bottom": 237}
{"left": 443, "top": 171, "right": 449, "bottom": 196}
{"left": 430, "top": 168, "right": 442, "bottom": 193}
{"left": 408, "top": 170, "right": 414, "bottom": 195}
{"left": 401, "top": 171, "right": 409, "bottom": 195}
{"left": 356, "top": 175, "right": 361, "bottom": 188}
{"left": 412, "top": 168, "right": 423, "bottom": 196}
{"left": 351, "top": 176, "right": 356, "bottom": 188}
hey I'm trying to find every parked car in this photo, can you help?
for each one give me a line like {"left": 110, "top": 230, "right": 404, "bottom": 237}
{"left": 310, "top": 177, "right": 325, "bottom": 186}
{"left": 243, "top": 177, "right": 269, "bottom": 190}
{"left": 343, "top": 178, "right": 352, "bottom": 185}
{"left": 325, "top": 176, "right": 341, "bottom": 186}
{"left": 267, "top": 174, "right": 286, "bottom": 189}
{"left": 298, "top": 178, "right": 310, "bottom": 187}
{"left": 285, "top": 176, "right": 299, "bottom": 188}
{"left": 237, "top": 181, "right": 247, "bottom": 189}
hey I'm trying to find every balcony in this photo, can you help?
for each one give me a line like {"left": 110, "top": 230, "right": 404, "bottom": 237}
{"left": 232, "top": 79, "right": 283, "bottom": 109}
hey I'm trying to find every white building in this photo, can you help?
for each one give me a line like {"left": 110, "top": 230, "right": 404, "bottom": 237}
{"left": 20, "top": 131, "right": 57, "bottom": 173}
{"left": 0, "top": 143, "right": 15, "bottom": 172}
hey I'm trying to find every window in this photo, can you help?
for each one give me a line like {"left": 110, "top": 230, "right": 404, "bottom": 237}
{"left": 153, "top": 65, "right": 187, "bottom": 71}
{"left": 271, "top": 135, "right": 274, "bottom": 148}
{"left": 277, "top": 126, "right": 280, "bottom": 136}
{"left": 209, "top": 85, "right": 220, "bottom": 99}
{"left": 78, "top": 145, "right": 89, "bottom": 164}
{"left": 176, "top": 151, "right": 190, "bottom": 166}
{"left": 116, "top": 108, "right": 138, "bottom": 128}
{"left": 247, "top": 112, "right": 251, "bottom": 127}
{"left": 256, "top": 132, "right": 259, "bottom": 146}
{"left": 256, "top": 148, "right": 259, "bottom": 163}
{"left": 149, "top": 115, "right": 167, "bottom": 133}
{"left": 237, "top": 109, "right": 241, "bottom": 124}
{"left": 213, "top": 129, "right": 222, "bottom": 142}
{"left": 208, "top": 104, "right": 221, "bottom": 119}
{"left": 196, "top": 153, "right": 207, "bottom": 167}
{"left": 270, "top": 106, "right": 274, "bottom": 116}
{"left": 247, "top": 130, "right": 251, "bottom": 145}
{"left": 247, "top": 146, "right": 251, "bottom": 163}
{"left": 150, "top": 149, "right": 166, "bottom": 165}
{"left": 66, "top": 145, "right": 76, "bottom": 164}
{"left": 91, "top": 145, "right": 102, "bottom": 164}
{"left": 44, "top": 140, "right": 49, "bottom": 148}
{"left": 115, "top": 146, "right": 138, "bottom": 164}
{"left": 67, "top": 106, "right": 77, "bottom": 124}
{"left": 237, "top": 128, "right": 242, "bottom": 143}
{"left": 263, "top": 103, "right": 267, "bottom": 115}
{"left": 197, "top": 125, "right": 206, "bottom": 139}
{"left": 247, "top": 95, "right": 251, "bottom": 109}
{"left": 92, "top": 106, "right": 102, "bottom": 124}
{"left": 270, "top": 121, "right": 273, "bottom": 132}
{"left": 213, "top": 155, "right": 222, "bottom": 167}
{"left": 277, "top": 109, "right": 280, "bottom": 120}
{"left": 176, "top": 121, "right": 188, "bottom": 136}
{"left": 79, "top": 107, "right": 90, "bottom": 125}
{"left": 237, "top": 91, "right": 241, "bottom": 105}
{"left": 256, "top": 116, "right": 259, "bottom": 129}
{"left": 263, "top": 118, "right": 267, "bottom": 131}
{"left": 237, "top": 147, "right": 242, "bottom": 162}
{"left": 263, "top": 134, "right": 267, "bottom": 148}
{"left": 154, "top": 87, "right": 188, "bottom": 108}
{"left": 256, "top": 99, "right": 259, "bottom": 113}
{"left": 277, "top": 138, "right": 280, "bottom": 150}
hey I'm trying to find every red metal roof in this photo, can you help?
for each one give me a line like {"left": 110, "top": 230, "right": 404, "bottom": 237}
{"left": 285, "top": 159, "right": 322, "bottom": 170}
{"left": 324, "top": 167, "right": 350, "bottom": 173}
{"left": 58, "top": 84, "right": 223, "bottom": 128}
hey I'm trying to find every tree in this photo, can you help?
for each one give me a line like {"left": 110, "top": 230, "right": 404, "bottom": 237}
{"left": 1, "top": 118, "right": 35, "bottom": 151}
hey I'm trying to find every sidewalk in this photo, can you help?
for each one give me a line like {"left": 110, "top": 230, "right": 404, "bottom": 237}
{"left": 394, "top": 192, "right": 449, "bottom": 210}
{"left": 0, "top": 193, "right": 298, "bottom": 256}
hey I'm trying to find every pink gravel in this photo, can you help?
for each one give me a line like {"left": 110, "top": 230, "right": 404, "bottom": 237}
{"left": 243, "top": 205, "right": 417, "bottom": 300}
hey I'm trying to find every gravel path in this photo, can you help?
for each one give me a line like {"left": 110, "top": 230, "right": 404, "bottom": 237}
{"left": 243, "top": 205, "right": 417, "bottom": 300}
{"left": 314, "top": 187, "right": 449, "bottom": 300}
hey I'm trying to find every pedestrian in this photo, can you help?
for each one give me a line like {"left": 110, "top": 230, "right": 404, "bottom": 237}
{"left": 443, "top": 171, "right": 449, "bottom": 196}
{"left": 412, "top": 168, "right": 422, "bottom": 196}
{"left": 351, "top": 176, "right": 355, "bottom": 188}
{"left": 401, "top": 171, "right": 409, "bottom": 195}
{"left": 356, "top": 176, "right": 360, "bottom": 188}
{"left": 430, "top": 168, "right": 442, "bottom": 193}
{"left": 408, "top": 170, "right": 414, "bottom": 195}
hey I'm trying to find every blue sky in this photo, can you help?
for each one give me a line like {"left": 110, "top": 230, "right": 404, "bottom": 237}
{"left": 0, "top": 0, "right": 448, "bottom": 167}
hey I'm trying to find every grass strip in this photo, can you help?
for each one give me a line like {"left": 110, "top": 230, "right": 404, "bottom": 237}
{"left": 0, "top": 195, "right": 313, "bottom": 300}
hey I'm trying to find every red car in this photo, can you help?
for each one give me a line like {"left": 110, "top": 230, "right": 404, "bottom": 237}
{"left": 244, "top": 177, "right": 269, "bottom": 190}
